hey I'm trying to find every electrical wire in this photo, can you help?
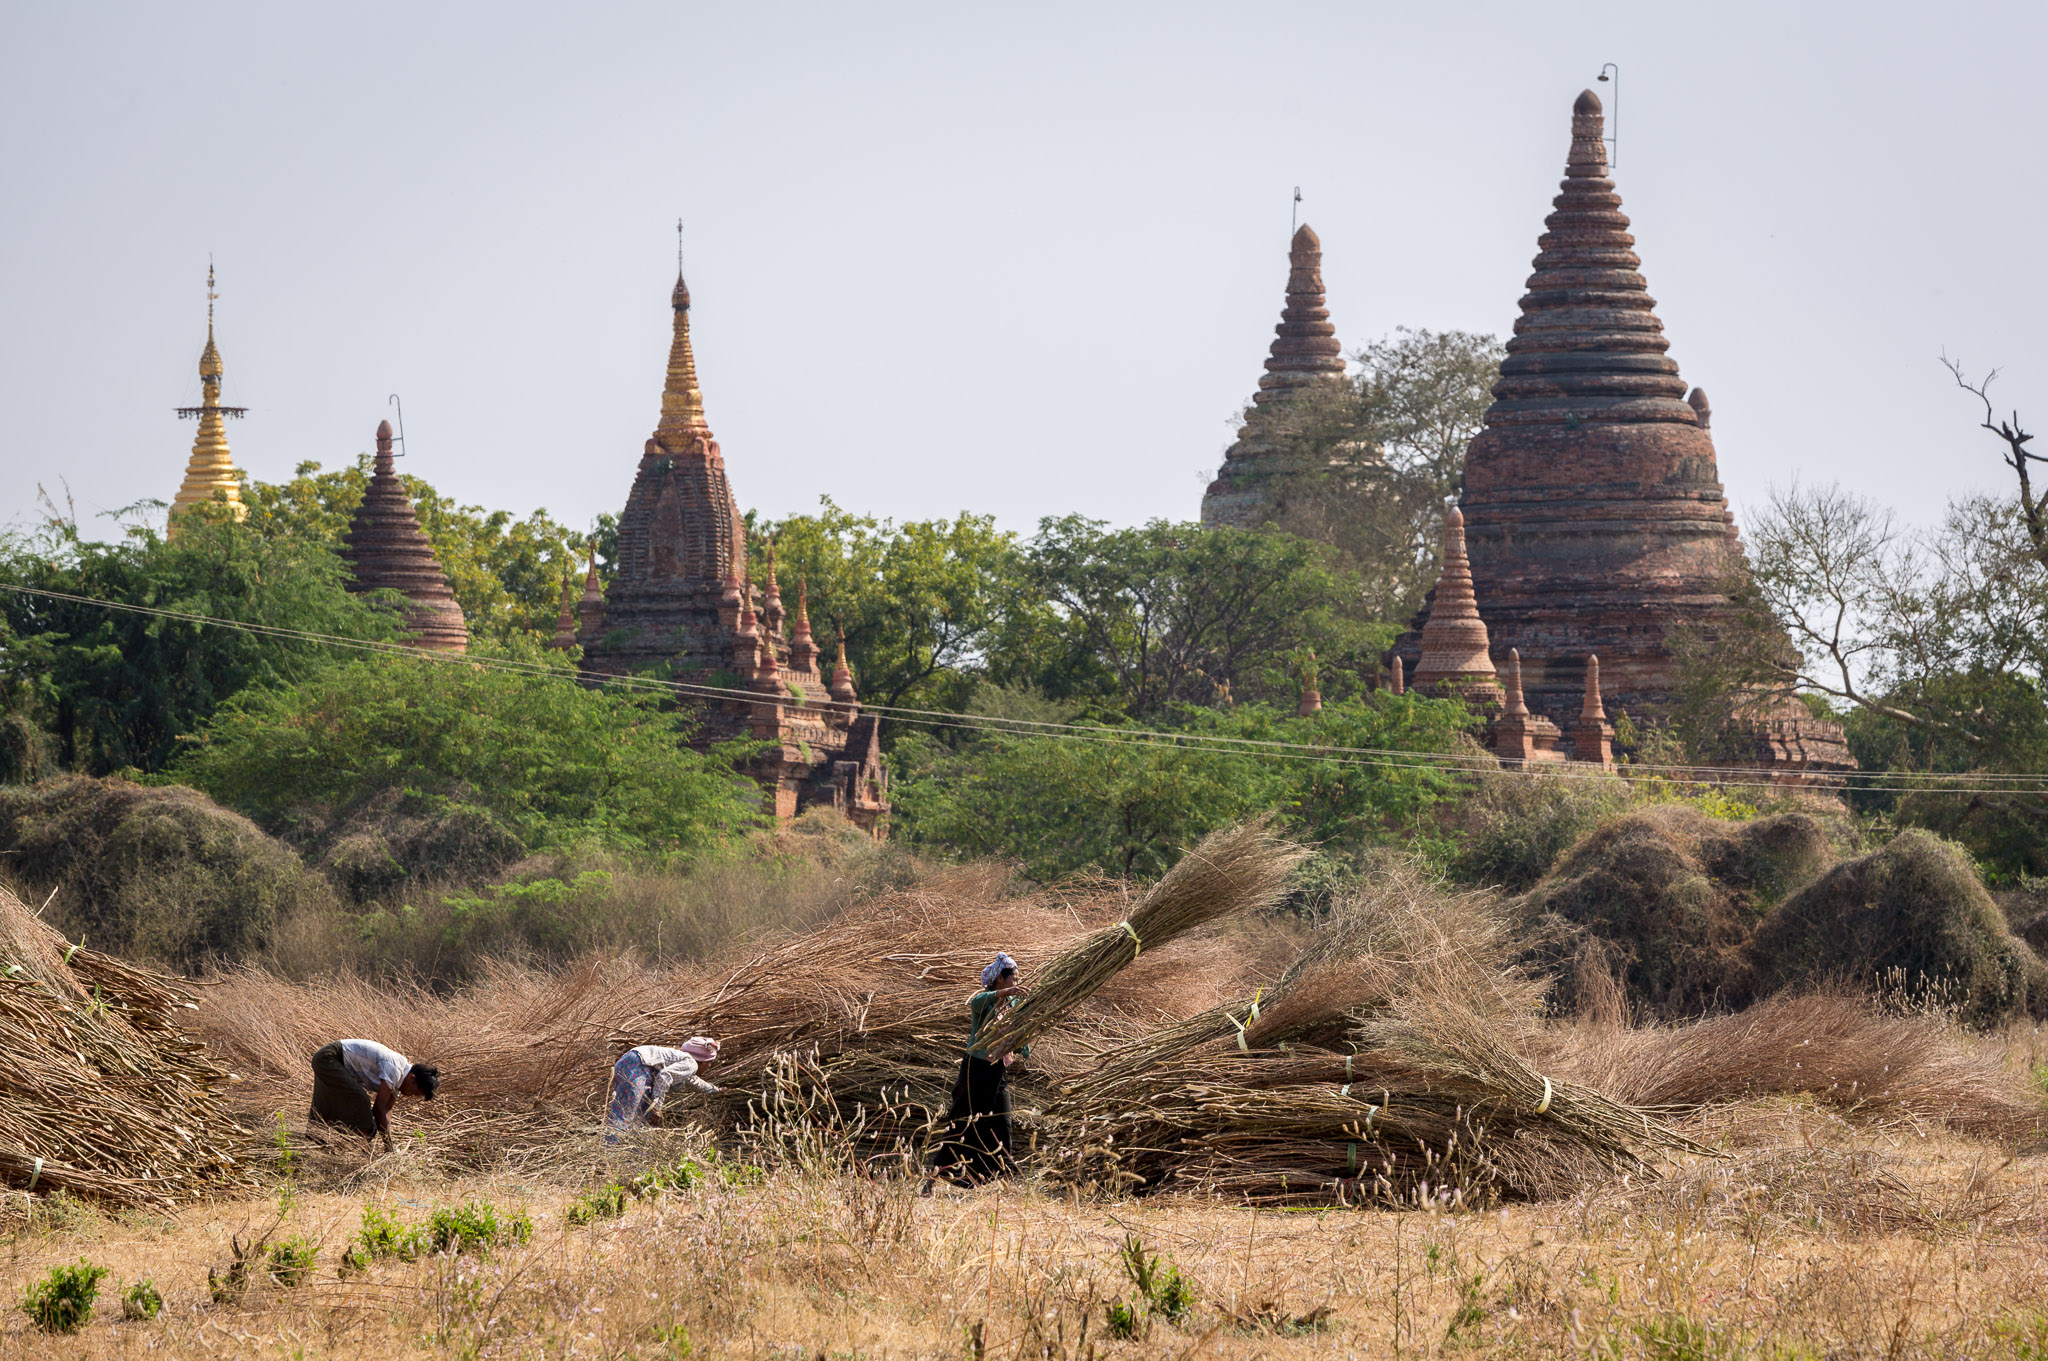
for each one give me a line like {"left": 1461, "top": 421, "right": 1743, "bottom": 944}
{"left": 4, "top": 578, "right": 2046, "bottom": 798}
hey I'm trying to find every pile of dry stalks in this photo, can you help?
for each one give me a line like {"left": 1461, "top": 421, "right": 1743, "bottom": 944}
{"left": 1035, "top": 866, "right": 1706, "bottom": 1207}
{"left": 0, "top": 884, "right": 248, "bottom": 1205}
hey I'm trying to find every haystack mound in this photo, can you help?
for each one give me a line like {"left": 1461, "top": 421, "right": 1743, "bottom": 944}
{"left": 1516, "top": 806, "right": 1837, "bottom": 1016}
{"left": 0, "top": 883, "right": 248, "bottom": 1205}
{"left": 1744, "top": 830, "right": 2048, "bottom": 1025}
{"left": 0, "top": 774, "right": 329, "bottom": 968}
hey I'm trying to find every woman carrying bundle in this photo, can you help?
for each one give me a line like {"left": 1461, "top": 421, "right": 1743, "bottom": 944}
{"left": 308, "top": 1038, "right": 440, "bottom": 1152}
{"left": 925, "top": 953, "right": 1029, "bottom": 1190}
{"left": 606, "top": 1037, "right": 722, "bottom": 1141}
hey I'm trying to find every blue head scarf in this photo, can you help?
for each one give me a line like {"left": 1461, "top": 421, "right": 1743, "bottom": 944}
{"left": 981, "top": 953, "right": 1017, "bottom": 989}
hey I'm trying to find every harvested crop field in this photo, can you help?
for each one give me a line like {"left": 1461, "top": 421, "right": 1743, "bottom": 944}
{"left": 6, "top": 833, "right": 2048, "bottom": 1357}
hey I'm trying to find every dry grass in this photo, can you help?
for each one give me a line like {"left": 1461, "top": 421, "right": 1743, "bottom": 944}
{"left": 4, "top": 1112, "right": 2048, "bottom": 1358}
{"left": 1546, "top": 990, "right": 2046, "bottom": 1142}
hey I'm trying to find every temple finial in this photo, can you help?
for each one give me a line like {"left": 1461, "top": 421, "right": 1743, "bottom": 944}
{"left": 1571, "top": 654, "right": 1615, "bottom": 766}
{"left": 1390, "top": 654, "right": 1405, "bottom": 696}
{"left": 762, "top": 540, "right": 786, "bottom": 637}
{"left": 1687, "top": 387, "right": 1712, "bottom": 429}
{"left": 829, "top": 623, "right": 859, "bottom": 706}
{"left": 791, "top": 575, "right": 818, "bottom": 671}
{"left": 656, "top": 242, "right": 707, "bottom": 449}
{"left": 1502, "top": 647, "right": 1528, "bottom": 717}
{"left": 168, "top": 261, "right": 244, "bottom": 537}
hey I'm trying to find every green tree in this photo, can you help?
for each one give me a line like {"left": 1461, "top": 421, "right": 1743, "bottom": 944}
{"left": 173, "top": 643, "right": 763, "bottom": 856}
{"left": 243, "top": 460, "right": 606, "bottom": 642}
{"left": 0, "top": 511, "right": 399, "bottom": 776}
{"left": 1012, "top": 518, "right": 1384, "bottom": 717}
{"left": 891, "top": 693, "right": 1473, "bottom": 878}
{"left": 750, "top": 499, "right": 1031, "bottom": 715}
{"left": 1234, "top": 328, "right": 1504, "bottom": 620}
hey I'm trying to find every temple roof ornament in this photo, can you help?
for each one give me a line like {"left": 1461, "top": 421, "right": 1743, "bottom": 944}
{"left": 341, "top": 421, "right": 468, "bottom": 652}
{"left": 168, "top": 263, "right": 248, "bottom": 537}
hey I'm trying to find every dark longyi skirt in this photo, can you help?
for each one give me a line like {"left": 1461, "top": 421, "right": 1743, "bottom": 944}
{"left": 931, "top": 1053, "right": 1012, "bottom": 1183}
{"left": 308, "top": 1041, "right": 378, "bottom": 1137}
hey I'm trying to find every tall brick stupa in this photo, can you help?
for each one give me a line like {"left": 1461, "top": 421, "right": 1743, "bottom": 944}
{"left": 1394, "top": 90, "right": 1851, "bottom": 781}
{"left": 1201, "top": 225, "right": 1353, "bottom": 527}
{"left": 341, "top": 421, "right": 469, "bottom": 652}
{"left": 577, "top": 264, "right": 889, "bottom": 834}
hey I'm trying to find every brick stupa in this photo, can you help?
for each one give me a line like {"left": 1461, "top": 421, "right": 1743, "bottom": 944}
{"left": 1394, "top": 90, "right": 1852, "bottom": 783}
{"left": 1410, "top": 507, "right": 1504, "bottom": 708}
{"left": 341, "top": 421, "right": 468, "bottom": 652}
{"left": 577, "top": 265, "right": 889, "bottom": 834}
{"left": 1201, "top": 225, "right": 1352, "bottom": 527}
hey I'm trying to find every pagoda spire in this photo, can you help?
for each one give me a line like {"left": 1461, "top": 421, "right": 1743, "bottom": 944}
{"left": 1571, "top": 654, "right": 1615, "bottom": 766}
{"left": 551, "top": 574, "right": 578, "bottom": 650}
{"left": 762, "top": 540, "right": 786, "bottom": 638}
{"left": 341, "top": 420, "right": 468, "bottom": 652}
{"left": 653, "top": 259, "right": 710, "bottom": 454}
{"left": 1389, "top": 654, "right": 1404, "bottom": 696}
{"left": 790, "top": 576, "right": 818, "bottom": 672}
{"left": 829, "top": 625, "right": 859, "bottom": 708}
{"left": 1489, "top": 647, "right": 1565, "bottom": 765}
{"left": 576, "top": 547, "right": 606, "bottom": 639}
{"left": 1410, "top": 507, "right": 1502, "bottom": 707}
{"left": 168, "top": 263, "right": 247, "bottom": 537}
{"left": 1255, "top": 224, "right": 1347, "bottom": 406}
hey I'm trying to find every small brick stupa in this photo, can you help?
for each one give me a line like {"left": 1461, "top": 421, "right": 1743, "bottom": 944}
{"left": 1201, "top": 225, "right": 1352, "bottom": 527}
{"left": 577, "top": 266, "right": 889, "bottom": 834}
{"left": 1394, "top": 90, "right": 1852, "bottom": 784}
{"left": 340, "top": 421, "right": 468, "bottom": 652}
{"left": 1409, "top": 507, "right": 1503, "bottom": 708}
{"left": 168, "top": 265, "right": 248, "bottom": 538}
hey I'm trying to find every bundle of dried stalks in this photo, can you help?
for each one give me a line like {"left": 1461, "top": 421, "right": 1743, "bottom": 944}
{"left": 980, "top": 819, "right": 1308, "bottom": 1059}
{"left": 0, "top": 884, "right": 249, "bottom": 1205}
{"left": 1547, "top": 990, "right": 2043, "bottom": 1141}
{"left": 616, "top": 861, "right": 1297, "bottom": 1160}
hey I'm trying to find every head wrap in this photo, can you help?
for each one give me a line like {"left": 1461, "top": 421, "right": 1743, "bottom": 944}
{"left": 981, "top": 953, "right": 1018, "bottom": 989}
{"left": 680, "top": 1036, "right": 720, "bottom": 1063}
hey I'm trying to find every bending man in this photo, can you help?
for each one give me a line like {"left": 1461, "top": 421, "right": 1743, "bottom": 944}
{"left": 607, "top": 1037, "right": 721, "bottom": 1140}
{"left": 308, "top": 1037, "right": 440, "bottom": 1152}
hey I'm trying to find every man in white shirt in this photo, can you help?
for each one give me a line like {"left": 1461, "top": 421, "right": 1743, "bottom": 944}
{"left": 309, "top": 1037, "right": 441, "bottom": 1151}
{"left": 606, "top": 1038, "right": 721, "bottom": 1141}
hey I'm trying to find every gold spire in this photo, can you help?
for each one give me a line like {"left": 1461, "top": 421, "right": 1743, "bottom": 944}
{"left": 654, "top": 262, "right": 710, "bottom": 452}
{"left": 168, "top": 262, "right": 246, "bottom": 537}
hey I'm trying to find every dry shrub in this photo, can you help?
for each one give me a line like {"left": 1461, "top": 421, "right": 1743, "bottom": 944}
{"left": 1515, "top": 805, "right": 1838, "bottom": 1017}
{"left": 0, "top": 774, "right": 333, "bottom": 970}
{"left": 1744, "top": 829, "right": 2048, "bottom": 1026}
{"left": 1549, "top": 990, "right": 2042, "bottom": 1141}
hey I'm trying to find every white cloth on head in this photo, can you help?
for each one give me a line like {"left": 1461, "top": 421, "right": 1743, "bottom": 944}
{"left": 338, "top": 1038, "right": 410, "bottom": 1093}
{"left": 625, "top": 1045, "right": 719, "bottom": 1102}
{"left": 680, "top": 1036, "right": 720, "bottom": 1063}
{"left": 981, "top": 953, "right": 1017, "bottom": 989}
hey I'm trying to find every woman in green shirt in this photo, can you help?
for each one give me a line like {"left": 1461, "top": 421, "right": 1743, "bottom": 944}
{"left": 926, "top": 953, "right": 1027, "bottom": 1188}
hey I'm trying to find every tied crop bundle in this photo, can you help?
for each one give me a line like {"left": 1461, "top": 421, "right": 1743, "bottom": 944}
{"left": 981, "top": 819, "right": 1307, "bottom": 1061}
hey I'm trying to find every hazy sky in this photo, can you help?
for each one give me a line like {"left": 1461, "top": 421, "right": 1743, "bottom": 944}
{"left": 3, "top": 4, "right": 2041, "bottom": 544}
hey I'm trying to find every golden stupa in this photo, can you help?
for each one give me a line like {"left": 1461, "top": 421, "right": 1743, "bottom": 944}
{"left": 167, "top": 264, "right": 247, "bottom": 538}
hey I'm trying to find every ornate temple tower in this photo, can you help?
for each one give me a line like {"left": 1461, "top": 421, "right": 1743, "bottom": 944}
{"left": 1201, "top": 225, "right": 1353, "bottom": 527}
{"left": 168, "top": 265, "right": 247, "bottom": 537}
{"left": 340, "top": 421, "right": 469, "bottom": 652}
{"left": 1395, "top": 90, "right": 1852, "bottom": 781}
{"left": 579, "top": 265, "right": 889, "bottom": 834}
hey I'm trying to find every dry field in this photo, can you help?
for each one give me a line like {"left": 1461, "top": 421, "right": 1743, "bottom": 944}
{"left": 4, "top": 1039, "right": 2047, "bottom": 1360}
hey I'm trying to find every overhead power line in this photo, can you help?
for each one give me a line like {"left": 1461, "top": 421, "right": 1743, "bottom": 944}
{"left": 4, "top": 578, "right": 2047, "bottom": 798}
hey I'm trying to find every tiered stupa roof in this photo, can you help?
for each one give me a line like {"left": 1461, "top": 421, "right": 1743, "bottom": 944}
{"left": 168, "top": 265, "right": 247, "bottom": 537}
{"left": 1201, "top": 225, "right": 1355, "bottom": 527}
{"left": 341, "top": 421, "right": 468, "bottom": 653}
{"left": 1394, "top": 90, "right": 1852, "bottom": 780}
